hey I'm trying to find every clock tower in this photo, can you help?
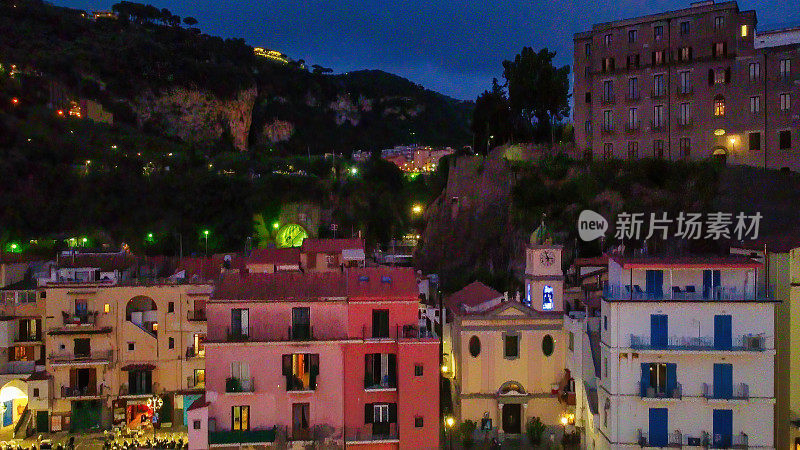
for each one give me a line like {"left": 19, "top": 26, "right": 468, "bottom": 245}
{"left": 524, "top": 244, "right": 564, "bottom": 312}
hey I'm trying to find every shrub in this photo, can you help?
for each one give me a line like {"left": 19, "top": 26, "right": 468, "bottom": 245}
{"left": 526, "top": 416, "right": 546, "bottom": 445}
{"left": 458, "top": 419, "right": 477, "bottom": 448}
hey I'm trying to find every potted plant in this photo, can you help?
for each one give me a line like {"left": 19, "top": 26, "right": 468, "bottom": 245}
{"left": 526, "top": 416, "right": 546, "bottom": 445}
{"left": 225, "top": 377, "right": 242, "bottom": 392}
{"left": 459, "top": 420, "right": 477, "bottom": 448}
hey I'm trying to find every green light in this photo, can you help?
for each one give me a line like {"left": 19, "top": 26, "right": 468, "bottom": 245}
{"left": 148, "top": 233, "right": 154, "bottom": 238}
{"left": 272, "top": 222, "right": 280, "bottom": 230}
{"left": 8, "top": 243, "right": 19, "bottom": 252}
{"left": 82, "top": 237, "right": 88, "bottom": 243}
{"left": 203, "top": 230, "right": 210, "bottom": 236}
{"left": 350, "top": 167, "right": 358, "bottom": 175}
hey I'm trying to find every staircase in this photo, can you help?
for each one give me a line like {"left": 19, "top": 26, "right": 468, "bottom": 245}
{"left": 13, "top": 406, "right": 31, "bottom": 439}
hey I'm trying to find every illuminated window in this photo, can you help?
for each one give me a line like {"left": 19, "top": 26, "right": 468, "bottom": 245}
{"left": 232, "top": 405, "right": 250, "bottom": 431}
{"left": 542, "top": 285, "right": 554, "bottom": 310}
{"left": 714, "top": 95, "right": 726, "bottom": 116}
{"left": 741, "top": 24, "right": 748, "bottom": 37}
{"left": 104, "top": 303, "right": 110, "bottom": 313}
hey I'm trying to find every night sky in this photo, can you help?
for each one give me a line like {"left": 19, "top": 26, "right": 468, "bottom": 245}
{"left": 52, "top": 0, "right": 800, "bottom": 101}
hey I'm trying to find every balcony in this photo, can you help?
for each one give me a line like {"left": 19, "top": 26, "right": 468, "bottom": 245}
{"left": 649, "top": 120, "right": 667, "bottom": 132}
{"left": 208, "top": 428, "right": 277, "bottom": 446}
{"left": 600, "top": 95, "right": 616, "bottom": 105}
{"left": 288, "top": 325, "right": 314, "bottom": 341}
{"left": 49, "top": 350, "right": 113, "bottom": 365}
{"left": 676, "top": 85, "right": 694, "bottom": 96}
{"left": 345, "top": 424, "right": 399, "bottom": 443}
{"left": 61, "top": 311, "right": 99, "bottom": 326}
{"left": 226, "top": 328, "right": 250, "bottom": 342}
{"left": 651, "top": 88, "right": 666, "bottom": 99}
{"left": 625, "top": 120, "right": 641, "bottom": 133}
{"left": 61, "top": 385, "right": 99, "bottom": 398}
{"left": 603, "top": 284, "right": 773, "bottom": 302}
{"left": 15, "top": 333, "right": 42, "bottom": 344}
{"left": 702, "top": 382, "right": 750, "bottom": 401}
{"left": 731, "top": 432, "right": 749, "bottom": 448}
{"left": 629, "top": 334, "right": 766, "bottom": 352}
{"left": 186, "top": 346, "right": 205, "bottom": 358}
{"left": 625, "top": 92, "right": 641, "bottom": 102}
{"left": 600, "top": 124, "right": 614, "bottom": 135}
{"left": 677, "top": 118, "right": 694, "bottom": 129}
{"left": 776, "top": 74, "right": 799, "bottom": 86}
{"left": 640, "top": 381, "right": 682, "bottom": 400}
{"left": 225, "top": 376, "right": 255, "bottom": 393}
{"left": 362, "top": 325, "right": 436, "bottom": 341}
{"left": 187, "top": 309, "right": 206, "bottom": 321}
{"left": 637, "top": 429, "right": 683, "bottom": 448}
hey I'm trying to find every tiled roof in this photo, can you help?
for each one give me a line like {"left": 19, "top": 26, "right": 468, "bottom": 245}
{"left": 25, "top": 371, "right": 52, "bottom": 381}
{"left": 609, "top": 254, "right": 760, "bottom": 269}
{"left": 445, "top": 281, "right": 502, "bottom": 312}
{"left": 247, "top": 247, "right": 300, "bottom": 266}
{"left": 212, "top": 267, "right": 417, "bottom": 301}
{"left": 187, "top": 394, "right": 209, "bottom": 411}
{"left": 300, "top": 238, "right": 364, "bottom": 254}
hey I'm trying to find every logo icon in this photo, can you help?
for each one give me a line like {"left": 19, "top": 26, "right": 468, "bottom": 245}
{"left": 578, "top": 210, "right": 608, "bottom": 241}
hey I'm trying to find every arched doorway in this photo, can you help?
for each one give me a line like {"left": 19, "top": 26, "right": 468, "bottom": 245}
{"left": 712, "top": 147, "right": 728, "bottom": 165}
{"left": 498, "top": 381, "right": 527, "bottom": 434}
{"left": 0, "top": 380, "right": 28, "bottom": 430}
{"left": 126, "top": 296, "right": 158, "bottom": 336}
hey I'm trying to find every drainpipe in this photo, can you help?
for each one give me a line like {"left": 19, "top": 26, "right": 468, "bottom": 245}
{"left": 764, "top": 52, "right": 768, "bottom": 169}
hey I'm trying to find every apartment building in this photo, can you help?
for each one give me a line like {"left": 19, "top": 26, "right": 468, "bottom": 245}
{"left": 39, "top": 281, "right": 210, "bottom": 433}
{"left": 597, "top": 255, "right": 775, "bottom": 448}
{"left": 574, "top": 1, "right": 800, "bottom": 170}
{"left": 194, "top": 267, "right": 438, "bottom": 449}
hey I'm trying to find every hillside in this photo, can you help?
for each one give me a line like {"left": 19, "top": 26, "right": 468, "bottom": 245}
{"left": 0, "top": 0, "right": 472, "bottom": 154}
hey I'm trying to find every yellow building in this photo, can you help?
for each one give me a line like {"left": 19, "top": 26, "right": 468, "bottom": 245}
{"left": 448, "top": 244, "right": 569, "bottom": 440}
{"left": 39, "top": 282, "right": 210, "bottom": 432}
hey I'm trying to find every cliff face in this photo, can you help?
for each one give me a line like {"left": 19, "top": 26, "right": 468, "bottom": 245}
{"left": 135, "top": 86, "right": 257, "bottom": 151}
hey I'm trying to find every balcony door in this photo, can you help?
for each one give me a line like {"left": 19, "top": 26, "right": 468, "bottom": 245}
{"left": 645, "top": 270, "right": 663, "bottom": 298}
{"left": 713, "top": 363, "right": 733, "bottom": 399}
{"left": 74, "top": 299, "right": 88, "bottom": 317}
{"left": 292, "top": 403, "right": 310, "bottom": 440}
{"left": 291, "top": 307, "right": 310, "bottom": 339}
{"left": 231, "top": 308, "right": 249, "bottom": 337}
{"left": 641, "top": 363, "right": 676, "bottom": 397}
{"left": 372, "top": 309, "right": 389, "bottom": 338}
{"left": 70, "top": 368, "right": 96, "bottom": 395}
{"left": 650, "top": 315, "right": 668, "bottom": 349}
{"left": 714, "top": 315, "right": 732, "bottom": 350}
{"left": 648, "top": 408, "right": 668, "bottom": 447}
{"left": 703, "top": 270, "right": 721, "bottom": 299}
{"left": 713, "top": 409, "right": 733, "bottom": 448}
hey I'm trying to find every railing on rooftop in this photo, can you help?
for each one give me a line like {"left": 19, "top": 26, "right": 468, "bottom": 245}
{"left": 629, "top": 334, "right": 766, "bottom": 351}
{"left": 345, "top": 424, "right": 399, "bottom": 442}
{"left": 225, "top": 376, "right": 255, "bottom": 393}
{"left": 62, "top": 310, "right": 99, "bottom": 326}
{"left": 208, "top": 428, "right": 277, "bottom": 445}
{"left": 362, "top": 325, "right": 436, "bottom": 341}
{"left": 49, "top": 350, "right": 113, "bottom": 364}
{"left": 604, "top": 284, "right": 773, "bottom": 302}
{"left": 62, "top": 385, "right": 99, "bottom": 398}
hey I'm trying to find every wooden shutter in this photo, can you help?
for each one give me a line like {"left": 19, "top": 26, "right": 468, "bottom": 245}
{"left": 725, "top": 68, "right": 731, "bottom": 83}
{"left": 282, "top": 355, "right": 292, "bottom": 376}
{"left": 364, "top": 403, "right": 373, "bottom": 424}
{"left": 388, "top": 403, "right": 397, "bottom": 423}
{"left": 388, "top": 354, "right": 397, "bottom": 387}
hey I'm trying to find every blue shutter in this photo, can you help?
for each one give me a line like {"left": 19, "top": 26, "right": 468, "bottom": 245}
{"left": 714, "top": 315, "right": 732, "bottom": 350}
{"left": 713, "top": 409, "right": 733, "bottom": 448}
{"left": 641, "top": 363, "right": 650, "bottom": 397}
{"left": 649, "top": 408, "right": 668, "bottom": 447}
{"left": 666, "top": 363, "right": 677, "bottom": 397}
{"left": 713, "top": 363, "right": 733, "bottom": 399}
{"left": 654, "top": 270, "right": 663, "bottom": 298}
{"left": 651, "top": 315, "right": 668, "bottom": 348}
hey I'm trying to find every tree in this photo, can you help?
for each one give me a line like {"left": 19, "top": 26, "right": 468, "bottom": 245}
{"left": 471, "top": 79, "right": 512, "bottom": 153}
{"left": 502, "top": 47, "right": 570, "bottom": 147}
{"left": 182, "top": 16, "right": 198, "bottom": 27}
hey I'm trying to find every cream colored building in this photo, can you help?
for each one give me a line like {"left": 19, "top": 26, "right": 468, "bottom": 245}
{"left": 39, "top": 282, "right": 210, "bottom": 432}
{"left": 449, "top": 244, "right": 569, "bottom": 439}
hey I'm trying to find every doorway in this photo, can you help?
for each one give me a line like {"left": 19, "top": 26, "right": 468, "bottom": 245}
{"left": 501, "top": 403, "right": 521, "bottom": 434}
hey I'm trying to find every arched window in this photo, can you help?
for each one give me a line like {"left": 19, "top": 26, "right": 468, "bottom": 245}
{"left": 714, "top": 95, "right": 725, "bottom": 116}
{"left": 469, "top": 336, "right": 481, "bottom": 357}
{"left": 542, "top": 335, "right": 555, "bottom": 357}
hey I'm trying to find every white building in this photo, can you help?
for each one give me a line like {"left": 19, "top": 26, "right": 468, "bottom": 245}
{"left": 597, "top": 255, "right": 775, "bottom": 449}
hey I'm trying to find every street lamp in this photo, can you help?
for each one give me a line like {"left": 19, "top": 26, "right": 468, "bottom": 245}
{"left": 203, "top": 230, "right": 210, "bottom": 256}
{"left": 444, "top": 416, "right": 455, "bottom": 450}
{"left": 147, "top": 395, "right": 164, "bottom": 440}
{"left": 350, "top": 166, "right": 358, "bottom": 176}
{"left": 487, "top": 135, "right": 494, "bottom": 152}
{"left": 411, "top": 204, "right": 423, "bottom": 215}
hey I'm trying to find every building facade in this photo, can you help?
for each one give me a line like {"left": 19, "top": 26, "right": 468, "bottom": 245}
{"left": 574, "top": 1, "right": 800, "bottom": 170}
{"left": 199, "top": 267, "right": 438, "bottom": 449}
{"left": 597, "top": 255, "right": 775, "bottom": 448}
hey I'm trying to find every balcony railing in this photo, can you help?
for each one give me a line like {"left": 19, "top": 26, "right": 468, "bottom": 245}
{"left": 186, "top": 346, "right": 205, "bottom": 358}
{"left": 630, "top": 334, "right": 766, "bottom": 351}
{"left": 226, "top": 328, "right": 250, "bottom": 342}
{"left": 600, "top": 124, "right": 614, "bottom": 135}
{"left": 2, "top": 360, "right": 36, "bottom": 375}
{"left": 677, "top": 118, "right": 694, "bottom": 129}
{"left": 702, "top": 382, "right": 750, "bottom": 400}
{"left": 625, "top": 92, "right": 641, "bottom": 102}
{"left": 289, "top": 325, "right": 314, "bottom": 341}
{"left": 62, "top": 386, "right": 99, "bottom": 398}
{"left": 676, "top": 85, "right": 694, "bottom": 96}
{"left": 600, "top": 94, "right": 616, "bottom": 105}
{"left": 208, "top": 428, "right": 277, "bottom": 446}
{"left": 732, "top": 432, "right": 749, "bottom": 448}
{"left": 650, "top": 119, "right": 667, "bottom": 131}
{"left": 640, "top": 381, "right": 682, "bottom": 399}
{"left": 49, "top": 350, "right": 113, "bottom": 364}
{"left": 603, "top": 284, "right": 773, "bottom": 302}
{"left": 15, "top": 333, "right": 42, "bottom": 343}
{"left": 651, "top": 88, "right": 666, "bottom": 99}
{"left": 345, "top": 424, "right": 399, "bottom": 443}
{"left": 187, "top": 309, "right": 206, "bottom": 321}
{"left": 625, "top": 120, "right": 641, "bottom": 133}
{"left": 226, "top": 376, "right": 255, "bottom": 393}
{"left": 362, "top": 325, "right": 436, "bottom": 341}
{"left": 61, "top": 311, "right": 99, "bottom": 326}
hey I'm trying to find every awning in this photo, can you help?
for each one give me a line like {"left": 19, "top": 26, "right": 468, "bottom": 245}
{"left": 120, "top": 363, "right": 156, "bottom": 371}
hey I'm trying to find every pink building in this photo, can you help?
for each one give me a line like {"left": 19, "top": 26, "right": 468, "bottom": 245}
{"left": 194, "top": 267, "right": 439, "bottom": 449}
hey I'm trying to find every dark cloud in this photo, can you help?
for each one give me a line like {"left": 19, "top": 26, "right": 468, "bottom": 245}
{"left": 52, "top": 0, "right": 799, "bottom": 100}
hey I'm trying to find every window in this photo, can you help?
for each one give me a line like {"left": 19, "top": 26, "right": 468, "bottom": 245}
{"left": 603, "top": 143, "right": 613, "bottom": 159}
{"left": 750, "top": 96, "right": 761, "bottom": 114}
{"left": 603, "top": 80, "right": 613, "bottom": 102}
{"left": 712, "top": 67, "right": 730, "bottom": 84}
{"left": 603, "top": 110, "right": 613, "bottom": 132}
{"left": 194, "top": 369, "right": 205, "bottom": 388}
{"left": 585, "top": 66, "right": 590, "bottom": 78}
{"left": 714, "top": 16, "right": 724, "bottom": 29}
{"left": 193, "top": 420, "right": 201, "bottom": 430}
{"left": 584, "top": 42, "right": 591, "bottom": 57}
{"left": 10, "top": 346, "right": 33, "bottom": 362}
{"left": 585, "top": 92, "right": 591, "bottom": 103}
{"left": 291, "top": 307, "right": 311, "bottom": 339}
{"left": 542, "top": 335, "right": 555, "bottom": 356}
{"left": 33, "top": 388, "right": 39, "bottom": 398}
{"left": 680, "top": 21, "right": 690, "bottom": 35}
{"left": 364, "top": 353, "right": 397, "bottom": 389}
{"left": 604, "top": 357, "right": 608, "bottom": 378}
{"left": 230, "top": 308, "right": 249, "bottom": 339}
{"left": 128, "top": 342, "right": 134, "bottom": 351}
{"left": 602, "top": 57, "right": 615, "bottom": 73}
{"left": 652, "top": 74, "right": 664, "bottom": 96}
{"left": 104, "top": 303, "right": 110, "bottom": 313}
{"left": 585, "top": 120, "right": 592, "bottom": 134}
{"left": 780, "top": 59, "right": 791, "bottom": 80}
{"left": 749, "top": 132, "right": 761, "bottom": 151}
{"left": 168, "top": 337, "right": 174, "bottom": 349}
{"left": 542, "top": 285, "right": 554, "bottom": 310}
{"left": 371, "top": 309, "right": 389, "bottom": 338}
{"left": 627, "top": 142, "right": 639, "bottom": 159}
{"left": 628, "top": 29, "right": 637, "bottom": 43}
{"left": 628, "top": 108, "right": 638, "bottom": 127}
{"left": 653, "top": 140, "right": 664, "bottom": 158}
{"left": 168, "top": 302, "right": 174, "bottom": 313}
{"left": 504, "top": 334, "right": 519, "bottom": 359}
{"left": 293, "top": 403, "right": 311, "bottom": 438}
{"left": 568, "top": 332, "right": 574, "bottom": 351}
{"left": 604, "top": 34, "right": 612, "bottom": 46}
{"left": 780, "top": 130, "right": 792, "bottom": 150}
{"left": 414, "top": 416, "right": 424, "bottom": 428}
{"left": 652, "top": 50, "right": 667, "bottom": 65}
{"left": 647, "top": 362, "right": 669, "bottom": 393}
{"left": 654, "top": 25, "right": 663, "bottom": 40}
{"left": 679, "top": 71, "right": 690, "bottom": 94}
{"left": 283, "top": 353, "right": 320, "bottom": 390}
{"left": 749, "top": 62, "right": 760, "bottom": 82}
{"left": 713, "top": 42, "right": 726, "bottom": 58}
{"left": 469, "top": 336, "right": 481, "bottom": 357}
{"left": 780, "top": 93, "right": 792, "bottom": 111}
{"left": 603, "top": 315, "right": 608, "bottom": 330}
{"left": 626, "top": 54, "right": 640, "bottom": 70}
{"left": 679, "top": 102, "right": 691, "bottom": 125}
{"left": 714, "top": 95, "right": 726, "bottom": 116}
{"left": 741, "top": 24, "right": 748, "bottom": 37}
{"left": 653, "top": 105, "right": 665, "bottom": 128}
{"left": 628, "top": 77, "right": 638, "bottom": 99}
{"left": 679, "top": 47, "right": 692, "bottom": 62}
{"left": 232, "top": 405, "right": 250, "bottom": 431}
{"left": 129, "top": 369, "right": 153, "bottom": 394}
{"left": 230, "top": 361, "right": 251, "bottom": 391}
{"left": 414, "top": 364, "right": 423, "bottom": 376}
{"left": 680, "top": 138, "right": 691, "bottom": 158}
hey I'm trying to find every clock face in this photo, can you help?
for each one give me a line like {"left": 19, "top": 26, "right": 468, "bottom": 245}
{"left": 539, "top": 250, "right": 555, "bottom": 267}
{"left": 276, "top": 224, "right": 308, "bottom": 248}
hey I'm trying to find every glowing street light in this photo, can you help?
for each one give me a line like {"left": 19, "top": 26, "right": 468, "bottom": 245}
{"left": 350, "top": 166, "right": 358, "bottom": 176}
{"left": 203, "top": 230, "right": 210, "bottom": 255}
{"left": 272, "top": 222, "right": 280, "bottom": 230}
{"left": 411, "top": 204, "right": 423, "bottom": 215}
{"left": 444, "top": 416, "right": 455, "bottom": 450}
